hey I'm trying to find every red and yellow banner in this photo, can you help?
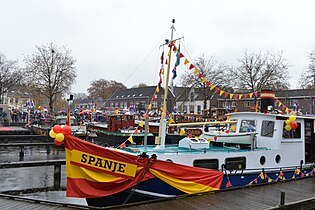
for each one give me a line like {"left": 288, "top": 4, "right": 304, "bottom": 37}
{"left": 65, "top": 135, "right": 224, "bottom": 198}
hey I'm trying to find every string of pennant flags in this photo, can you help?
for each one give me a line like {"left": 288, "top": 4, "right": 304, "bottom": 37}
{"left": 225, "top": 167, "right": 315, "bottom": 189}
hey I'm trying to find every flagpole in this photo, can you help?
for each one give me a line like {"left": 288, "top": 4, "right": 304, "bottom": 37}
{"left": 155, "top": 19, "right": 175, "bottom": 146}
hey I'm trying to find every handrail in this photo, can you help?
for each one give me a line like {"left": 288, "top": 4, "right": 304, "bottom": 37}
{"left": 168, "top": 120, "right": 237, "bottom": 127}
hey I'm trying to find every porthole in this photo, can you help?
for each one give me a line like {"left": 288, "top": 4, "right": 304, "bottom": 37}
{"left": 260, "top": 156, "right": 266, "bottom": 165}
{"left": 166, "top": 159, "right": 173, "bottom": 162}
{"left": 275, "top": 155, "right": 281, "bottom": 164}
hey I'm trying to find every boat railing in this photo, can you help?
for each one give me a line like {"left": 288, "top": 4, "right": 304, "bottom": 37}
{"left": 167, "top": 120, "right": 237, "bottom": 127}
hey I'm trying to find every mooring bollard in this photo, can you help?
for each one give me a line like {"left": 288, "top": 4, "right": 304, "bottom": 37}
{"left": 280, "top": 191, "right": 285, "bottom": 206}
{"left": 54, "top": 164, "right": 61, "bottom": 190}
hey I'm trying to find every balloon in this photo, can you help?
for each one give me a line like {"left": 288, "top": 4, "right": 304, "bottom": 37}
{"left": 290, "top": 121, "right": 298, "bottom": 129}
{"left": 289, "top": 115, "right": 296, "bottom": 122}
{"left": 55, "top": 133, "right": 65, "bottom": 142}
{"left": 53, "top": 125, "right": 62, "bottom": 133}
{"left": 54, "top": 139, "right": 63, "bottom": 146}
{"left": 285, "top": 124, "right": 292, "bottom": 131}
{"left": 285, "top": 119, "right": 291, "bottom": 125}
{"left": 49, "top": 129, "right": 57, "bottom": 138}
{"left": 63, "top": 125, "right": 72, "bottom": 136}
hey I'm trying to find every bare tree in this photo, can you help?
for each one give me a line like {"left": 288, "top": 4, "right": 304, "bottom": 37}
{"left": 0, "top": 52, "right": 23, "bottom": 104}
{"left": 298, "top": 50, "right": 315, "bottom": 89}
{"left": 234, "top": 50, "right": 289, "bottom": 92}
{"left": 87, "top": 79, "right": 126, "bottom": 99}
{"left": 24, "top": 43, "right": 77, "bottom": 112}
{"left": 180, "top": 55, "right": 232, "bottom": 109}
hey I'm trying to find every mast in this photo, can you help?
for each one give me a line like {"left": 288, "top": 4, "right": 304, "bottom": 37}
{"left": 155, "top": 19, "right": 175, "bottom": 146}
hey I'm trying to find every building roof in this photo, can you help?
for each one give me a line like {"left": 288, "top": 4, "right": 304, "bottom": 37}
{"left": 275, "top": 89, "right": 315, "bottom": 98}
{"left": 108, "top": 86, "right": 168, "bottom": 100}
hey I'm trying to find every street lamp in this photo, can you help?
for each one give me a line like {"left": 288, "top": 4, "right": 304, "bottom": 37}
{"left": 66, "top": 95, "right": 73, "bottom": 126}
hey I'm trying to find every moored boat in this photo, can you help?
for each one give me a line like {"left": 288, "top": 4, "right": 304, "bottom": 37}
{"left": 59, "top": 20, "right": 315, "bottom": 208}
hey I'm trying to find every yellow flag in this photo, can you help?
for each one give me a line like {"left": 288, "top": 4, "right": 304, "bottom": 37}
{"left": 210, "top": 85, "right": 215, "bottom": 90}
{"left": 239, "top": 94, "right": 243, "bottom": 99}
{"left": 193, "top": 69, "right": 199, "bottom": 75}
{"left": 268, "top": 178, "right": 273, "bottom": 183}
{"left": 168, "top": 118, "right": 174, "bottom": 124}
{"left": 285, "top": 108, "right": 289, "bottom": 113}
{"left": 161, "top": 69, "right": 164, "bottom": 74}
{"left": 259, "top": 172, "right": 265, "bottom": 179}
{"left": 148, "top": 103, "right": 152, "bottom": 110}
{"left": 201, "top": 78, "right": 206, "bottom": 83}
{"left": 249, "top": 93, "right": 253, "bottom": 98}
{"left": 184, "top": 59, "right": 189, "bottom": 65}
{"left": 127, "top": 135, "right": 133, "bottom": 143}
{"left": 207, "top": 138, "right": 212, "bottom": 142}
{"left": 219, "top": 90, "right": 224, "bottom": 96}
{"left": 156, "top": 86, "right": 160, "bottom": 93}
{"left": 179, "top": 129, "right": 185, "bottom": 136}
{"left": 229, "top": 94, "right": 234, "bottom": 99}
{"left": 139, "top": 121, "right": 144, "bottom": 127}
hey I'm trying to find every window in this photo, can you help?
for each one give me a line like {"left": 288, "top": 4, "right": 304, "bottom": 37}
{"left": 244, "top": 101, "right": 250, "bottom": 108}
{"left": 197, "top": 105, "right": 201, "bottom": 113}
{"left": 222, "top": 102, "right": 228, "bottom": 108}
{"left": 152, "top": 101, "right": 157, "bottom": 108}
{"left": 231, "top": 101, "right": 236, "bottom": 107}
{"left": 194, "top": 159, "right": 219, "bottom": 170}
{"left": 261, "top": 120, "right": 275, "bottom": 137}
{"left": 282, "top": 122, "right": 301, "bottom": 139}
{"left": 239, "top": 120, "right": 257, "bottom": 133}
{"left": 225, "top": 157, "right": 246, "bottom": 170}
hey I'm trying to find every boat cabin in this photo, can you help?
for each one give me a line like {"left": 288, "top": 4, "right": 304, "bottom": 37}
{"left": 107, "top": 114, "right": 136, "bottom": 132}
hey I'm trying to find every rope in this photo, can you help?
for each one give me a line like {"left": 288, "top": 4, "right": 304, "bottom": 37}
{"left": 123, "top": 154, "right": 156, "bottom": 204}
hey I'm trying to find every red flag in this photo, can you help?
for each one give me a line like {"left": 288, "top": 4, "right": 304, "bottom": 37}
{"left": 243, "top": 94, "right": 248, "bottom": 99}
{"left": 234, "top": 94, "right": 238, "bottom": 100}
{"left": 134, "top": 128, "right": 139, "bottom": 134}
{"left": 214, "top": 88, "right": 219, "bottom": 93}
{"left": 205, "top": 81, "right": 211, "bottom": 87}
{"left": 165, "top": 59, "right": 168, "bottom": 65}
{"left": 180, "top": 53, "right": 184, "bottom": 58}
{"left": 253, "top": 92, "right": 258, "bottom": 97}
{"left": 198, "top": 73, "right": 203, "bottom": 79}
{"left": 160, "top": 52, "right": 164, "bottom": 64}
{"left": 120, "top": 142, "right": 126, "bottom": 149}
{"left": 224, "top": 92, "right": 229, "bottom": 98}
{"left": 225, "top": 180, "right": 232, "bottom": 188}
{"left": 189, "top": 64, "right": 195, "bottom": 70}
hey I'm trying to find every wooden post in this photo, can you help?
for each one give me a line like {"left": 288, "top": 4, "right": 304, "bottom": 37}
{"left": 54, "top": 164, "right": 61, "bottom": 190}
{"left": 19, "top": 146, "right": 24, "bottom": 157}
{"left": 280, "top": 191, "right": 285, "bottom": 206}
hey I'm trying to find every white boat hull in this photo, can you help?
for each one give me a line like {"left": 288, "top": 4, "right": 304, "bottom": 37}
{"left": 202, "top": 131, "right": 257, "bottom": 145}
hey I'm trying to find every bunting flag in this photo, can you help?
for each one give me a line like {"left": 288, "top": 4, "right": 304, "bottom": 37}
{"left": 189, "top": 64, "right": 195, "bottom": 70}
{"left": 249, "top": 93, "right": 253, "bottom": 98}
{"left": 168, "top": 118, "right": 175, "bottom": 124}
{"left": 156, "top": 85, "right": 160, "bottom": 93}
{"left": 160, "top": 52, "right": 164, "bottom": 64}
{"left": 175, "top": 44, "right": 180, "bottom": 67}
{"left": 229, "top": 94, "right": 234, "bottom": 99}
{"left": 165, "top": 59, "right": 168, "bottom": 65}
{"left": 180, "top": 53, "right": 184, "bottom": 58}
{"left": 172, "top": 67, "right": 177, "bottom": 79}
{"left": 225, "top": 180, "right": 232, "bottom": 188}
{"left": 120, "top": 142, "right": 126, "bottom": 149}
{"left": 134, "top": 128, "right": 139, "bottom": 134}
{"left": 159, "top": 65, "right": 164, "bottom": 84}
{"left": 65, "top": 136, "right": 224, "bottom": 198}
{"left": 138, "top": 121, "right": 144, "bottom": 127}
{"left": 205, "top": 81, "right": 211, "bottom": 87}
{"left": 219, "top": 90, "right": 224, "bottom": 96}
{"left": 127, "top": 135, "right": 133, "bottom": 143}
{"left": 198, "top": 73, "right": 203, "bottom": 79}
{"left": 210, "top": 85, "right": 215, "bottom": 91}
{"left": 201, "top": 78, "right": 206, "bottom": 83}
{"left": 224, "top": 92, "right": 229, "bottom": 98}
{"left": 148, "top": 103, "right": 152, "bottom": 110}
{"left": 239, "top": 94, "right": 243, "bottom": 100}
{"left": 184, "top": 59, "right": 189, "bottom": 65}
{"left": 193, "top": 69, "right": 199, "bottom": 75}
{"left": 179, "top": 129, "right": 185, "bottom": 136}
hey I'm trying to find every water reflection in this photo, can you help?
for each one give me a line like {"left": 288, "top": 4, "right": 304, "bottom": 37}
{"left": 0, "top": 146, "right": 86, "bottom": 205}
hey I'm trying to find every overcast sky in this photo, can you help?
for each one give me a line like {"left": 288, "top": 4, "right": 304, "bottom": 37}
{"left": 1, "top": 0, "right": 315, "bottom": 94}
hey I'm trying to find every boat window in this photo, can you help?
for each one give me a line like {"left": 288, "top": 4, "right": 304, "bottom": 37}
{"left": 261, "top": 120, "right": 275, "bottom": 137}
{"left": 225, "top": 157, "right": 246, "bottom": 170}
{"left": 194, "top": 159, "right": 219, "bottom": 170}
{"left": 282, "top": 122, "right": 301, "bottom": 139}
{"left": 239, "top": 120, "right": 256, "bottom": 133}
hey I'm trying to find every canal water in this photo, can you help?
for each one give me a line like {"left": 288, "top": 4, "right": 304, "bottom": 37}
{"left": 0, "top": 146, "right": 87, "bottom": 205}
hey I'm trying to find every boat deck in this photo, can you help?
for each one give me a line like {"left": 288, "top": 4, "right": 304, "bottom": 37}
{"left": 123, "top": 144, "right": 269, "bottom": 155}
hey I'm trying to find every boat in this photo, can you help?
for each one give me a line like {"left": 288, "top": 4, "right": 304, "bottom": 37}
{"left": 59, "top": 20, "right": 315, "bottom": 207}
